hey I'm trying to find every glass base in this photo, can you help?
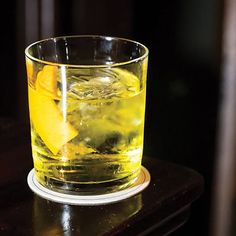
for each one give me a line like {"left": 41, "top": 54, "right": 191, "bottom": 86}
{"left": 35, "top": 170, "right": 140, "bottom": 195}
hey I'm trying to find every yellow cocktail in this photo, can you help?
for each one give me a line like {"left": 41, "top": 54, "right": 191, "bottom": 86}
{"left": 25, "top": 36, "right": 148, "bottom": 194}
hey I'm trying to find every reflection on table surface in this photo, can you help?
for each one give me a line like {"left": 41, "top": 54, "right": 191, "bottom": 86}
{"left": 33, "top": 194, "right": 142, "bottom": 236}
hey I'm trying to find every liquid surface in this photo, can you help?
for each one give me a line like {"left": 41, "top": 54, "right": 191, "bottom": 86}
{"left": 28, "top": 65, "right": 146, "bottom": 193}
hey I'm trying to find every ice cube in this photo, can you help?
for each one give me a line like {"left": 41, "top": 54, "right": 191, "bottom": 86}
{"left": 65, "top": 68, "right": 140, "bottom": 100}
{"left": 68, "top": 76, "right": 125, "bottom": 100}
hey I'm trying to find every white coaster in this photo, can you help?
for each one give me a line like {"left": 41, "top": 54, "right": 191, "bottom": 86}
{"left": 27, "top": 167, "right": 150, "bottom": 206}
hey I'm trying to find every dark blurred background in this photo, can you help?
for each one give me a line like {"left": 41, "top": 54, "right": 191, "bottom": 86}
{"left": 1, "top": 0, "right": 232, "bottom": 235}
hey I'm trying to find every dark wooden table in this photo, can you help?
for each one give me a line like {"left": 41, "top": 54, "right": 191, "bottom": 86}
{"left": 0, "top": 122, "right": 203, "bottom": 236}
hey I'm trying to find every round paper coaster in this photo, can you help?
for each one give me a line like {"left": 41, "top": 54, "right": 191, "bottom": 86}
{"left": 27, "top": 166, "right": 150, "bottom": 206}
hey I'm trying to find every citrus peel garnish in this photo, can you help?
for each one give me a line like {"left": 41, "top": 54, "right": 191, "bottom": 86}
{"left": 28, "top": 65, "right": 78, "bottom": 155}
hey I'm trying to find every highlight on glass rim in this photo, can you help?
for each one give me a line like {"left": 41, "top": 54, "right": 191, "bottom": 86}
{"left": 25, "top": 35, "right": 149, "bottom": 195}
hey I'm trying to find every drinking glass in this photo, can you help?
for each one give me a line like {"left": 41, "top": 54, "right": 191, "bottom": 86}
{"left": 25, "top": 35, "right": 148, "bottom": 195}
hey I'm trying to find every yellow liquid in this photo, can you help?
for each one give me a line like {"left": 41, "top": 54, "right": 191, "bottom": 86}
{"left": 29, "top": 67, "right": 146, "bottom": 194}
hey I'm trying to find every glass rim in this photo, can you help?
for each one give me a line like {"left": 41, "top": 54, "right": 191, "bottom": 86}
{"left": 25, "top": 35, "right": 149, "bottom": 68}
